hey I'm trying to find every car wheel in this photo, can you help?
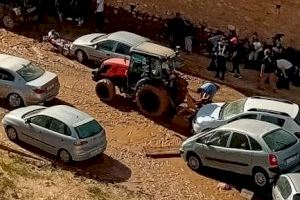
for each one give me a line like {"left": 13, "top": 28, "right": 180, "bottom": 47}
{"left": 7, "top": 93, "right": 23, "bottom": 108}
{"left": 253, "top": 168, "right": 269, "bottom": 188}
{"left": 187, "top": 153, "right": 202, "bottom": 171}
{"left": 76, "top": 50, "right": 87, "bottom": 63}
{"left": 6, "top": 126, "right": 18, "bottom": 141}
{"left": 2, "top": 14, "right": 15, "bottom": 29}
{"left": 58, "top": 149, "right": 72, "bottom": 163}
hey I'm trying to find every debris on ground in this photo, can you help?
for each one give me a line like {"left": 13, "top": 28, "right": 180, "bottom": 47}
{"left": 217, "top": 182, "right": 232, "bottom": 191}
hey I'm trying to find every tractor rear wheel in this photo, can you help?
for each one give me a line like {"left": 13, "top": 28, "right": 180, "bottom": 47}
{"left": 95, "top": 79, "right": 116, "bottom": 102}
{"left": 136, "top": 85, "right": 170, "bottom": 118}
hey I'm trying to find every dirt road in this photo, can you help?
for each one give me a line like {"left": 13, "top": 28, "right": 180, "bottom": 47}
{"left": 0, "top": 29, "right": 252, "bottom": 200}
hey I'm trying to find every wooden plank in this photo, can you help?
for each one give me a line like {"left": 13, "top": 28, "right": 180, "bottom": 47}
{"left": 144, "top": 146, "right": 181, "bottom": 158}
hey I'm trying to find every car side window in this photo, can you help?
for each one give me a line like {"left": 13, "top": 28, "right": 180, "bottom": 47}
{"left": 30, "top": 115, "right": 51, "bottom": 128}
{"left": 97, "top": 40, "right": 117, "bottom": 52}
{"left": 207, "top": 131, "right": 231, "bottom": 147}
{"left": 0, "top": 69, "right": 14, "bottom": 81}
{"left": 261, "top": 115, "right": 285, "bottom": 127}
{"left": 277, "top": 176, "right": 292, "bottom": 199}
{"left": 48, "top": 118, "right": 71, "bottom": 136}
{"left": 228, "top": 114, "right": 258, "bottom": 123}
{"left": 229, "top": 132, "right": 250, "bottom": 150}
{"left": 249, "top": 137, "right": 262, "bottom": 151}
{"left": 115, "top": 43, "right": 130, "bottom": 55}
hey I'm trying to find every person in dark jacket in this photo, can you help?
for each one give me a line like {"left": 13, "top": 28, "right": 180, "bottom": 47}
{"left": 229, "top": 37, "right": 243, "bottom": 79}
{"left": 258, "top": 48, "right": 277, "bottom": 92}
{"left": 167, "top": 13, "right": 185, "bottom": 48}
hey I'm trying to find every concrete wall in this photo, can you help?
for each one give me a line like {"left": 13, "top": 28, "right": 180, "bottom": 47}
{"left": 106, "top": 0, "right": 300, "bottom": 48}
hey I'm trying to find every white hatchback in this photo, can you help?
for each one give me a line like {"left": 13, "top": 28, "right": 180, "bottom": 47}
{"left": 192, "top": 96, "right": 300, "bottom": 136}
{"left": 273, "top": 173, "right": 300, "bottom": 200}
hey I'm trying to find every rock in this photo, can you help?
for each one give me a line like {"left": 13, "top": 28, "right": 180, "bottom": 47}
{"left": 217, "top": 182, "right": 232, "bottom": 191}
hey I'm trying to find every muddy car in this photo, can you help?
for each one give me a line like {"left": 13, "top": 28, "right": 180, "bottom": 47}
{"left": 0, "top": 0, "right": 38, "bottom": 29}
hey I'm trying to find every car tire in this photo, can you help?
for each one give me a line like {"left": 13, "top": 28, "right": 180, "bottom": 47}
{"left": 187, "top": 153, "right": 202, "bottom": 171}
{"left": 136, "top": 85, "right": 171, "bottom": 118}
{"left": 6, "top": 126, "right": 18, "bottom": 141}
{"left": 58, "top": 149, "right": 72, "bottom": 164}
{"left": 76, "top": 50, "right": 87, "bottom": 63}
{"left": 252, "top": 168, "right": 269, "bottom": 188}
{"left": 7, "top": 93, "right": 24, "bottom": 108}
{"left": 95, "top": 79, "right": 116, "bottom": 102}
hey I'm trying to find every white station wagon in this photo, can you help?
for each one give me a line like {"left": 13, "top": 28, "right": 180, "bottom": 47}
{"left": 192, "top": 96, "right": 300, "bottom": 136}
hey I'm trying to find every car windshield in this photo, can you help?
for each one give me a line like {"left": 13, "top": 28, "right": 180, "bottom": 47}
{"left": 17, "top": 63, "right": 45, "bottom": 82}
{"left": 22, "top": 108, "right": 46, "bottom": 118}
{"left": 221, "top": 98, "right": 247, "bottom": 120}
{"left": 295, "top": 108, "right": 300, "bottom": 126}
{"left": 263, "top": 129, "right": 297, "bottom": 152}
{"left": 75, "top": 120, "right": 103, "bottom": 139}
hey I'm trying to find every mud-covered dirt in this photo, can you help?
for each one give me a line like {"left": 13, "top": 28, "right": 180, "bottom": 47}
{"left": 0, "top": 29, "right": 253, "bottom": 200}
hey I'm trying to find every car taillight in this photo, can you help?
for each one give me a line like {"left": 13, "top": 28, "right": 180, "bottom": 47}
{"left": 33, "top": 88, "right": 46, "bottom": 94}
{"left": 269, "top": 154, "right": 278, "bottom": 167}
{"left": 74, "top": 140, "right": 88, "bottom": 146}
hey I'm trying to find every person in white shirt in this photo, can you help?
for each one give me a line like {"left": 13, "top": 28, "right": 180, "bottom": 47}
{"left": 95, "top": 0, "right": 104, "bottom": 31}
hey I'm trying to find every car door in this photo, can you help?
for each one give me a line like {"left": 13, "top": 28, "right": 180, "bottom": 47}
{"left": 22, "top": 115, "right": 51, "bottom": 150}
{"left": 198, "top": 130, "right": 231, "bottom": 170}
{"left": 114, "top": 42, "right": 131, "bottom": 60}
{"left": 0, "top": 68, "right": 15, "bottom": 98}
{"left": 41, "top": 117, "right": 75, "bottom": 155}
{"left": 91, "top": 40, "right": 118, "bottom": 61}
{"left": 225, "top": 132, "right": 253, "bottom": 175}
{"left": 273, "top": 176, "right": 293, "bottom": 200}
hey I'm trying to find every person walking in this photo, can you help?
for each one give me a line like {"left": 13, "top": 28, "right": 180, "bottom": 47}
{"left": 95, "top": 0, "right": 104, "bottom": 31}
{"left": 215, "top": 38, "right": 229, "bottom": 80}
{"left": 229, "top": 37, "right": 242, "bottom": 78}
{"left": 184, "top": 20, "right": 194, "bottom": 54}
{"left": 258, "top": 49, "right": 277, "bottom": 92}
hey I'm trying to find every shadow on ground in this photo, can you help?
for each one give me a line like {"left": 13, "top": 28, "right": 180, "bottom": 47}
{"left": 7, "top": 141, "right": 131, "bottom": 184}
{"left": 195, "top": 167, "right": 272, "bottom": 200}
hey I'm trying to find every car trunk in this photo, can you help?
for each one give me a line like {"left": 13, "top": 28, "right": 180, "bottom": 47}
{"left": 75, "top": 130, "right": 106, "bottom": 153}
{"left": 275, "top": 141, "right": 300, "bottom": 172}
{"left": 26, "top": 72, "right": 59, "bottom": 97}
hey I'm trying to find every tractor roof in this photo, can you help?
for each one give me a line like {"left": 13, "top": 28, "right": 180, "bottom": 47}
{"left": 132, "top": 42, "right": 176, "bottom": 59}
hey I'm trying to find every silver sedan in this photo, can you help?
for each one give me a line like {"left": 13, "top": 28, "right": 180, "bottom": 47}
{"left": 0, "top": 54, "right": 60, "bottom": 108}
{"left": 70, "top": 31, "right": 150, "bottom": 63}
{"left": 2, "top": 105, "right": 107, "bottom": 163}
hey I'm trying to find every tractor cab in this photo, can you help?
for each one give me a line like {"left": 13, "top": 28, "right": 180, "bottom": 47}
{"left": 93, "top": 41, "right": 188, "bottom": 118}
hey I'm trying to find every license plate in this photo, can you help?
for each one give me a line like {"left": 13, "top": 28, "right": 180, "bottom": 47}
{"left": 90, "top": 149, "right": 99, "bottom": 156}
{"left": 286, "top": 155, "right": 298, "bottom": 164}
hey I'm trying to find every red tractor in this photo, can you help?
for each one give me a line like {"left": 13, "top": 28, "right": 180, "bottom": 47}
{"left": 92, "top": 42, "right": 188, "bottom": 118}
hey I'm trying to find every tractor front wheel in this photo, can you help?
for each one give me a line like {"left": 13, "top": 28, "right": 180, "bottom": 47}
{"left": 136, "top": 85, "right": 170, "bottom": 118}
{"left": 95, "top": 79, "right": 116, "bottom": 102}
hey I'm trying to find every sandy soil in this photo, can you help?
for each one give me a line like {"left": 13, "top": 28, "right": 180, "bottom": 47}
{"left": 0, "top": 29, "right": 252, "bottom": 200}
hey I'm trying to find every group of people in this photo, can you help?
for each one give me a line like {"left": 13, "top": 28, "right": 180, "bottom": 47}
{"left": 53, "top": 0, "right": 104, "bottom": 30}
{"left": 205, "top": 28, "right": 300, "bottom": 92}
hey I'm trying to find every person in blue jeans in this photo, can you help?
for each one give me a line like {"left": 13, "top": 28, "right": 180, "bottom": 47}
{"left": 197, "top": 82, "right": 220, "bottom": 103}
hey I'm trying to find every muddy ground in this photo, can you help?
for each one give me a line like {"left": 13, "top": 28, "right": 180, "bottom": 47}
{"left": 0, "top": 28, "right": 273, "bottom": 200}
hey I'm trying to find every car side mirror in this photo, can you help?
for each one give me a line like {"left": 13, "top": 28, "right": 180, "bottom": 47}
{"left": 25, "top": 118, "right": 31, "bottom": 124}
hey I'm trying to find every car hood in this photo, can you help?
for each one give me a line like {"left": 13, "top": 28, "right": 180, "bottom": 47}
{"left": 26, "top": 71, "right": 57, "bottom": 88}
{"left": 195, "top": 103, "right": 225, "bottom": 124}
{"left": 4, "top": 105, "right": 46, "bottom": 121}
{"left": 73, "top": 33, "right": 106, "bottom": 45}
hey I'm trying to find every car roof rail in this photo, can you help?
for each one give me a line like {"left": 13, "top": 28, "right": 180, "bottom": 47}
{"left": 248, "top": 108, "right": 291, "bottom": 117}
{"left": 251, "top": 96, "right": 294, "bottom": 105}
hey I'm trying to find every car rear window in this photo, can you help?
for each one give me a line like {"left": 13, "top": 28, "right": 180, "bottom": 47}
{"left": 75, "top": 120, "right": 103, "bottom": 139}
{"left": 263, "top": 129, "right": 297, "bottom": 152}
{"left": 17, "top": 63, "right": 45, "bottom": 82}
